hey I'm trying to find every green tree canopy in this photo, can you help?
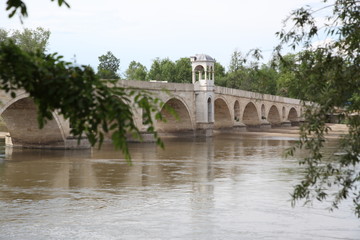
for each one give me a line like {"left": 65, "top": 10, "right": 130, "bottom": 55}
{"left": 125, "top": 61, "right": 147, "bottom": 81}
{"left": 147, "top": 58, "right": 161, "bottom": 80}
{"left": 272, "top": 54, "right": 298, "bottom": 98}
{"left": 221, "top": 49, "right": 278, "bottom": 94}
{"left": 0, "top": 27, "right": 50, "bottom": 53}
{"left": 276, "top": 0, "right": 360, "bottom": 217}
{"left": 174, "top": 57, "right": 192, "bottom": 83}
{"left": 148, "top": 58, "right": 176, "bottom": 82}
{"left": 0, "top": 29, "right": 9, "bottom": 42}
{"left": 228, "top": 49, "right": 246, "bottom": 73}
{"left": 97, "top": 51, "right": 120, "bottom": 79}
{"left": 214, "top": 62, "right": 226, "bottom": 86}
{"left": 251, "top": 64, "right": 277, "bottom": 95}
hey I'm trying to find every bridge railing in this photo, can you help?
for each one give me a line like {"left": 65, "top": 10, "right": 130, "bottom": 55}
{"left": 117, "top": 79, "right": 194, "bottom": 92}
{"left": 117, "top": 79, "right": 302, "bottom": 105}
{"left": 214, "top": 86, "right": 301, "bottom": 105}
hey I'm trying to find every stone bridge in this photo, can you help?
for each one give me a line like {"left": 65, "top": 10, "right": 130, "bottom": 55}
{"left": 122, "top": 54, "right": 303, "bottom": 138}
{"left": 119, "top": 79, "right": 302, "bottom": 138}
{"left": 0, "top": 54, "right": 303, "bottom": 149}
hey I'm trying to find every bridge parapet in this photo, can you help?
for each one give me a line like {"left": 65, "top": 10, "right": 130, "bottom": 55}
{"left": 214, "top": 86, "right": 301, "bottom": 105}
{"left": 118, "top": 79, "right": 194, "bottom": 92}
{"left": 118, "top": 79, "right": 304, "bottom": 135}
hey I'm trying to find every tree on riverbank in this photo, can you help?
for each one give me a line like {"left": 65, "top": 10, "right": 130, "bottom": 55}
{"left": 124, "top": 61, "right": 147, "bottom": 81}
{"left": 148, "top": 58, "right": 176, "bottom": 82}
{"left": 276, "top": 0, "right": 360, "bottom": 217}
{"left": 217, "top": 49, "right": 277, "bottom": 95}
{"left": 97, "top": 51, "right": 121, "bottom": 79}
{"left": 0, "top": 27, "right": 50, "bottom": 53}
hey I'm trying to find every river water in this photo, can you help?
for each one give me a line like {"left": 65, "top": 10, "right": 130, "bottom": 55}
{"left": 0, "top": 132, "right": 359, "bottom": 239}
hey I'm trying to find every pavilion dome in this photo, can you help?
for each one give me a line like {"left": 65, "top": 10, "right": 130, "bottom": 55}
{"left": 194, "top": 54, "right": 215, "bottom": 62}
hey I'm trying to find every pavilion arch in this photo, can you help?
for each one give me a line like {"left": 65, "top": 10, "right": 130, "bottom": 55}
{"left": 209, "top": 66, "right": 214, "bottom": 80}
{"left": 242, "top": 102, "right": 261, "bottom": 126}
{"left": 282, "top": 106, "right": 286, "bottom": 120}
{"left": 156, "top": 97, "right": 193, "bottom": 132}
{"left": 214, "top": 97, "right": 232, "bottom": 129}
{"left": 267, "top": 105, "right": 281, "bottom": 126}
{"left": 0, "top": 95, "right": 68, "bottom": 146}
{"left": 234, "top": 100, "right": 240, "bottom": 122}
{"left": 193, "top": 65, "right": 205, "bottom": 82}
{"left": 288, "top": 107, "right": 299, "bottom": 125}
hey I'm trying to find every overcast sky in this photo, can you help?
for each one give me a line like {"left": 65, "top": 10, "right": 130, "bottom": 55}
{"left": 1, "top": 0, "right": 322, "bottom": 73}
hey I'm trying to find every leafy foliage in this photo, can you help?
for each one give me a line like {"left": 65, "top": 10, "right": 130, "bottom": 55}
{"left": 146, "top": 57, "right": 192, "bottom": 83}
{"left": 214, "top": 62, "right": 226, "bottom": 86}
{"left": 5, "top": 0, "right": 69, "bottom": 20}
{"left": 97, "top": 51, "right": 120, "bottom": 79}
{"left": 276, "top": 0, "right": 360, "bottom": 217}
{"left": 228, "top": 49, "right": 247, "bottom": 73}
{"left": 218, "top": 49, "right": 278, "bottom": 94}
{"left": 124, "top": 61, "right": 147, "bottom": 81}
{"left": 148, "top": 58, "right": 176, "bottom": 82}
{"left": 1, "top": 1, "right": 164, "bottom": 162}
{"left": 0, "top": 41, "right": 163, "bottom": 161}
{"left": 0, "top": 27, "right": 50, "bottom": 53}
{"left": 0, "top": 29, "right": 9, "bottom": 42}
{"left": 174, "top": 58, "right": 192, "bottom": 83}
{"left": 272, "top": 54, "right": 299, "bottom": 98}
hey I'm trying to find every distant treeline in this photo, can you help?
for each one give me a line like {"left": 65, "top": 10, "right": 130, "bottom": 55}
{"left": 110, "top": 50, "right": 305, "bottom": 100}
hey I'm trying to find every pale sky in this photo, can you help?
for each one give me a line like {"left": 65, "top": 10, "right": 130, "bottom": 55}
{"left": 1, "top": 0, "right": 322, "bottom": 74}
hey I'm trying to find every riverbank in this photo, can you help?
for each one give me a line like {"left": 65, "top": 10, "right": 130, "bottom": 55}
{"left": 243, "top": 123, "right": 348, "bottom": 140}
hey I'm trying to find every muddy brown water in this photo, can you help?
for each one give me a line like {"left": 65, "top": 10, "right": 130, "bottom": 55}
{"left": 0, "top": 130, "right": 359, "bottom": 239}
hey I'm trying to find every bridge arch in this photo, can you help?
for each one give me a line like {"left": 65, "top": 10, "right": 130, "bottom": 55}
{"left": 207, "top": 97, "right": 213, "bottom": 122}
{"left": 267, "top": 105, "right": 281, "bottom": 126}
{"left": 0, "top": 94, "right": 68, "bottom": 147}
{"left": 282, "top": 106, "right": 286, "bottom": 120}
{"left": 234, "top": 100, "right": 240, "bottom": 122}
{"left": 288, "top": 107, "right": 299, "bottom": 124}
{"left": 156, "top": 97, "right": 193, "bottom": 133}
{"left": 242, "top": 102, "right": 261, "bottom": 126}
{"left": 214, "top": 97, "right": 232, "bottom": 129}
{"left": 261, "top": 104, "right": 266, "bottom": 119}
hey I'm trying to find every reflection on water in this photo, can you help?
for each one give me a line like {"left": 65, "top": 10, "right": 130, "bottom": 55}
{"left": 0, "top": 134, "right": 358, "bottom": 240}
